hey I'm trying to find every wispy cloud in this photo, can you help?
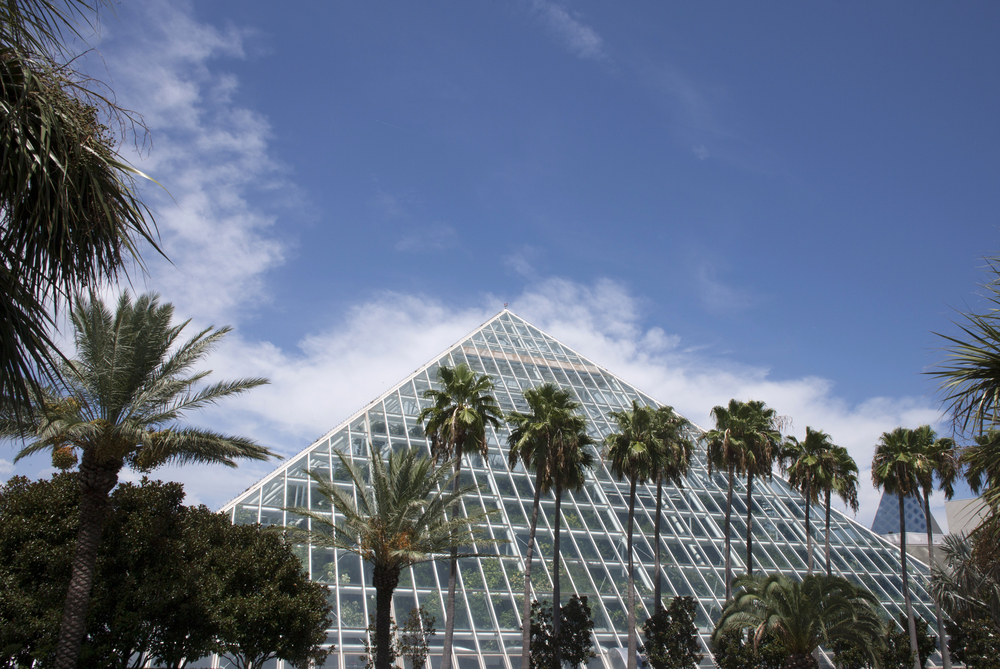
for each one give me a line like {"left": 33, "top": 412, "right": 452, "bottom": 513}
{"left": 90, "top": 0, "right": 292, "bottom": 324}
{"left": 528, "top": 0, "right": 606, "bottom": 61}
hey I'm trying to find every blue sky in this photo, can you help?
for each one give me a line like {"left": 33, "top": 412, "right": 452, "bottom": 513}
{"left": 5, "top": 0, "right": 1000, "bottom": 527}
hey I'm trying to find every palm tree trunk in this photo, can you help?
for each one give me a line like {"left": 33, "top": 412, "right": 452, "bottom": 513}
{"left": 373, "top": 564, "right": 402, "bottom": 669}
{"left": 626, "top": 476, "right": 638, "bottom": 669}
{"left": 55, "top": 452, "right": 120, "bottom": 669}
{"left": 653, "top": 473, "right": 663, "bottom": 609}
{"left": 745, "top": 470, "right": 754, "bottom": 576}
{"left": 825, "top": 489, "right": 832, "bottom": 578}
{"left": 520, "top": 469, "right": 544, "bottom": 669}
{"left": 440, "top": 459, "right": 462, "bottom": 669}
{"left": 805, "top": 478, "right": 812, "bottom": 575}
{"left": 898, "top": 491, "right": 920, "bottom": 669}
{"left": 923, "top": 491, "right": 950, "bottom": 669}
{"left": 553, "top": 481, "right": 563, "bottom": 669}
{"left": 725, "top": 466, "right": 734, "bottom": 601}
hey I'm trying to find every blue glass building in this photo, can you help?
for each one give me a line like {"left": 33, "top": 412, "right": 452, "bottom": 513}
{"left": 219, "top": 311, "right": 939, "bottom": 669}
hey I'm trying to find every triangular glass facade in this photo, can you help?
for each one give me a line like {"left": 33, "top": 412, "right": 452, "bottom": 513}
{"left": 220, "top": 311, "right": 939, "bottom": 669}
{"left": 871, "top": 492, "right": 942, "bottom": 535}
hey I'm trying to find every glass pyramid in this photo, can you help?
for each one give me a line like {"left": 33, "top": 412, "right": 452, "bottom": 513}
{"left": 220, "top": 310, "right": 939, "bottom": 669}
{"left": 871, "top": 492, "right": 942, "bottom": 535}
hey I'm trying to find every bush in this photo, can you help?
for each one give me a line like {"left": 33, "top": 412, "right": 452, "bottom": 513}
{"left": 641, "top": 597, "right": 702, "bottom": 669}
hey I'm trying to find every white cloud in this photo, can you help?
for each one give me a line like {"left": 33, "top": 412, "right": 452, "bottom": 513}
{"left": 0, "top": 459, "right": 13, "bottom": 477}
{"left": 91, "top": 0, "right": 290, "bottom": 324}
{"left": 137, "top": 274, "right": 939, "bottom": 524}
{"left": 529, "top": 0, "right": 606, "bottom": 61}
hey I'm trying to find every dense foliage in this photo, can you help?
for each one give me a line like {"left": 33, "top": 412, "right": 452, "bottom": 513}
{"left": 528, "top": 596, "right": 597, "bottom": 669}
{"left": 641, "top": 596, "right": 702, "bottom": 669}
{"left": 834, "top": 614, "right": 936, "bottom": 669}
{"left": 713, "top": 573, "right": 883, "bottom": 669}
{"left": 711, "top": 628, "right": 786, "bottom": 669}
{"left": 0, "top": 474, "right": 331, "bottom": 669}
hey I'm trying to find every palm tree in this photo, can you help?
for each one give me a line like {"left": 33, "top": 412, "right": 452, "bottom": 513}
{"left": 930, "top": 532, "right": 1000, "bottom": 628}
{"left": 913, "top": 425, "right": 958, "bottom": 669}
{"left": 705, "top": 400, "right": 782, "bottom": 593}
{"left": 822, "top": 445, "right": 859, "bottom": 577}
{"left": 284, "top": 442, "right": 493, "bottom": 669}
{"left": 550, "top": 417, "right": 597, "bottom": 667}
{"left": 650, "top": 405, "right": 694, "bottom": 608}
{"left": 781, "top": 427, "right": 835, "bottom": 575}
{"left": 0, "top": 292, "right": 271, "bottom": 669}
{"left": 605, "top": 400, "right": 658, "bottom": 669}
{"left": 960, "top": 431, "right": 1000, "bottom": 567}
{"left": 931, "top": 257, "right": 1000, "bottom": 437}
{"left": 713, "top": 573, "right": 884, "bottom": 669}
{"left": 506, "top": 383, "right": 582, "bottom": 669}
{"left": 738, "top": 400, "right": 782, "bottom": 577}
{"left": 0, "top": 0, "right": 161, "bottom": 421}
{"left": 418, "top": 363, "right": 502, "bottom": 669}
{"left": 705, "top": 399, "right": 749, "bottom": 601}
{"left": 872, "top": 427, "right": 925, "bottom": 669}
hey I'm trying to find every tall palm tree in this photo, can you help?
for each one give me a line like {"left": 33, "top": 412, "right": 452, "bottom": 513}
{"left": 0, "top": 292, "right": 271, "bottom": 669}
{"left": 650, "top": 405, "right": 694, "bottom": 608}
{"left": 705, "top": 400, "right": 782, "bottom": 593}
{"left": 605, "top": 400, "right": 658, "bottom": 669}
{"left": 738, "top": 400, "right": 782, "bottom": 577}
{"left": 550, "top": 418, "right": 597, "bottom": 667}
{"left": 0, "top": 1, "right": 161, "bottom": 421}
{"left": 418, "top": 363, "right": 502, "bottom": 669}
{"left": 781, "top": 427, "right": 835, "bottom": 575}
{"left": 705, "top": 399, "right": 749, "bottom": 601}
{"left": 872, "top": 427, "right": 925, "bottom": 669}
{"left": 821, "top": 445, "right": 859, "bottom": 577}
{"left": 506, "top": 383, "right": 582, "bottom": 669}
{"left": 713, "top": 573, "right": 884, "bottom": 669}
{"left": 284, "top": 442, "right": 493, "bottom": 669}
{"left": 913, "top": 425, "right": 958, "bottom": 669}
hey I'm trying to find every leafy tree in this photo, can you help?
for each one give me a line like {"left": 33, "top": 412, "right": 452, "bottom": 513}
{"left": 711, "top": 628, "right": 786, "bottom": 669}
{"left": 0, "top": 292, "right": 272, "bottom": 669}
{"left": 212, "top": 523, "right": 333, "bottom": 669}
{"left": 0, "top": 475, "right": 327, "bottom": 669}
{"left": 528, "top": 596, "right": 596, "bottom": 669}
{"left": 604, "top": 400, "right": 658, "bottom": 669}
{"left": 780, "top": 427, "right": 835, "bottom": 575}
{"left": 529, "top": 600, "right": 557, "bottom": 669}
{"left": 80, "top": 479, "right": 212, "bottom": 669}
{"left": 872, "top": 427, "right": 927, "bottom": 669}
{"left": 712, "top": 573, "right": 884, "bottom": 669}
{"left": 822, "top": 445, "right": 859, "bottom": 577}
{"left": 946, "top": 618, "right": 1000, "bottom": 669}
{"left": 649, "top": 408, "right": 693, "bottom": 609}
{"left": 559, "top": 595, "right": 597, "bottom": 669}
{"left": 507, "top": 383, "right": 586, "bottom": 669}
{"left": 0, "top": 473, "right": 78, "bottom": 667}
{"left": 284, "top": 442, "right": 493, "bottom": 669}
{"left": 418, "top": 363, "right": 501, "bottom": 669}
{"left": 0, "top": 0, "right": 162, "bottom": 426}
{"left": 641, "top": 596, "right": 702, "bottom": 669}
{"left": 399, "top": 606, "right": 437, "bottom": 669}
